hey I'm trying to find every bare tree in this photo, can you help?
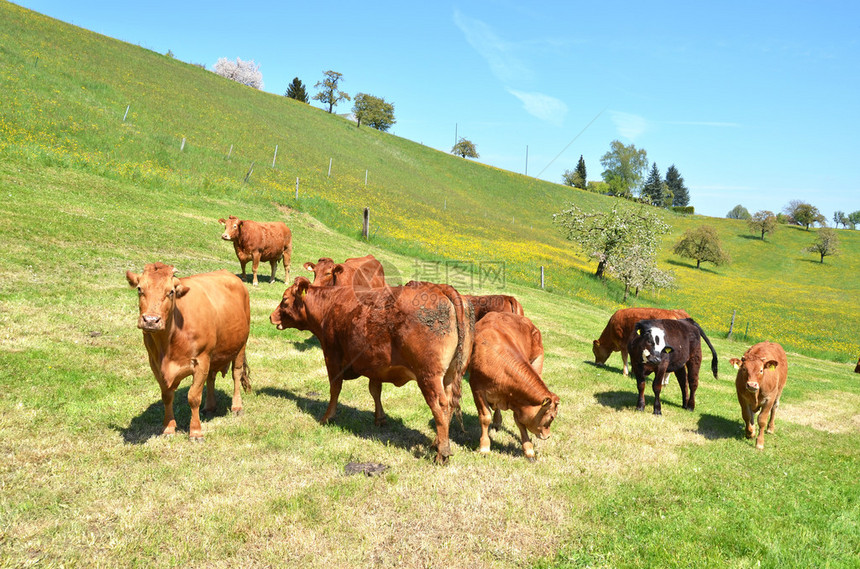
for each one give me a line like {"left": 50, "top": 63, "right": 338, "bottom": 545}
{"left": 313, "top": 70, "right": 350, "bottom": 113}
{"left": 805, "top": 228, "right": 839, "bottom": 263}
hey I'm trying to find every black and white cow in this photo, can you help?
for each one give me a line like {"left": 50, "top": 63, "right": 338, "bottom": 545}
{"left": 627, "top": 318, "right": 718, "bottom": 415}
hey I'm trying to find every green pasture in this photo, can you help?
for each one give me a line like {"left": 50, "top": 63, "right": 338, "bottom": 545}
{"left": 1, "top": 3, "right": 859, "bottom": 568}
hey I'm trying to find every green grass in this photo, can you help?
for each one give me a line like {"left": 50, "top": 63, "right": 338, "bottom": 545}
{"left": 1, "top": 3, "right": 859, "bottom": 568}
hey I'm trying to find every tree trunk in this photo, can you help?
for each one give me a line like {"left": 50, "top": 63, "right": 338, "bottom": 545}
{"left": 623, "top": 284, "right": 629, "bottom": 302}
{"left": 595, "top": 260, "right": 606, "bottom": 279}
{"left": 696, "top": 259, "right": 701, "bottom": 269}
{"left": 820, "top": 253, "right": 825, "bottom": 263}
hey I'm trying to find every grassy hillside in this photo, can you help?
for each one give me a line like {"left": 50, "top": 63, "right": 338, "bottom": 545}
{"left": 1, "top": 2, "right": 857, "bottom": 363}
{"left": 1, "top": 3, "right": 859, "bottom": 568}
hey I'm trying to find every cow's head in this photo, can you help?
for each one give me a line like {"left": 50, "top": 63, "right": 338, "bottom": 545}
{"left": 270, "top": 276, "right": 312, "bottom": 331}
{"left": 731, "top": 356, "right": 779, "bottom": 392}
{"left": 592, "top": 339, "right": 611, "bottom": 365}
{"left": 218, "top": 216, "right": 241, "bottom": 241}
{"left": 634, "top": 323, "right": 674, "bottom": 366}
{"left": 303, "top": 257, "right": 340, "bottom": 285}
{"left": 125, "top": 262, "right": 189, "bottom": 332}
{"left": 516, "top": 394, "right": 560, "bottom": 440}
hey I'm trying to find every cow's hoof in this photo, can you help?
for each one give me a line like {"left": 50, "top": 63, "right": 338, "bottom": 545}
{"left": 755, "top": 444, "right": 764, "bottom": 450}
{"left": 526, "top": 455, "right": 537, "bottom": 463}
{"left": 374, "top": 417, "right": 387, "bottom": 427}
{"left": 202, "top": 408, "right": 216, "bottom": 418}
{"left": 635, "top": 406, "right": 644, "bottom": 412}
{"left": 653, "top": 410, "right": 662, "bottom": 416}
{"left": 232, "top": 407, "right": 244, "bottom": 417}
{"left": 190, "top": 435, "right": 205, "bottom": 443}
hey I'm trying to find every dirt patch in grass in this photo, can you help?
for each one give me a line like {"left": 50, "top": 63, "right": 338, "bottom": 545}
{"left": 779, "top": 392, "right": 860, "bottom": 434}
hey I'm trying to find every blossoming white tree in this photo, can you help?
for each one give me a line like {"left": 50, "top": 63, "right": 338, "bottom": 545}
{"left": 213, "top": 57, "right": 263, "bottom": 90}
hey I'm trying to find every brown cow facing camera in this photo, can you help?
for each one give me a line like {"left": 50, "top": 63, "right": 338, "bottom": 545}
{"left": 468, "top": 312, "right": 559, "bottom": 461}
{"left": 303, "top": 254, "right": 386, "bottom": 288}
{"left": 219, "top": 215, "right": 293, "bottom": 286}
{"left": 593, "top": 307, "right": 690, "bottom": 376}
{"left": 126, "top": 263, "right": 251, "bottom": 440}
{"left": 731, "top": 342, "right": 788, "bottom": 450}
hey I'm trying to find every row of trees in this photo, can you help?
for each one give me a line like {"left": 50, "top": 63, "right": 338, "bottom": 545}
{"left": 728, "top": 201, "right": 860, "bottom": 234}
{"left": 562, "top": 141, "right": 691, "bottom": 209}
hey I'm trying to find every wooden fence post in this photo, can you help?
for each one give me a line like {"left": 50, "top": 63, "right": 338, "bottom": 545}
{"left": 227, "top": 144, "right": 233, "bottom": 159}
{"left": 540, "top": 266, "right": 545, "bottom": 289}
{"left": 272, "top": 144, "right": 278, "bottom": 168}
{"left": 243, "top": 162, "right": 255, "bottom": 184}
{"left": 295, "top": 177, "right": 299, "bottom": 200}
{"left": 362, "top": 207, "right": 370, "bottom": 240}
{"left": 122, "top": 105, "right": 130, "bottom": 122}
{"left": 727, "top": 310, "right": 736, "bottom": 339}
{"left": 328, "top": 158, "right": 332, "bottom": 176}
{"left": 180, "top": 137, "right": 186, "bottom": 151}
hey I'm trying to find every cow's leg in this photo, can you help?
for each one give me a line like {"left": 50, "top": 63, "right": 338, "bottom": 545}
{"left": 515, "top": 420, "right": 536, "bottom": 462}
{"left": 686, "top": 361, "right": 700, "bottom": 411}
{"left": 202, "top": 371, "right": 217, "bottom": 417}
{"left": 621, "top": 348, "right": 629, "bottom": 377}
{"left": 160, "top": 386, "right": 177, "bottom": 436}
{"left": 755, "top": 399, "right": 776, "bottom": 449}
{"left": 416, "top": 376, "right": 452, "bottom": 463}
{"left": 636, "top": 379, "right": 647, "bottom": 412}
{"left": 187, "top": 357, "right": 210, "bottom": 440}
{"left": 230, "top": 346, "right": 247, "bottom": 416}
{"left": 368, "top": 378, "right": 386, "bottom": 426}
{"left": 282, "top": 249, "right": 291, "bottom": 283}
{"left": 740, "top": 402, "right": 756, "bottom": 440}
{"left": 239, "top": 259, "right": 248, "bottom": 282}
{"left": 651, "top": 376, "right": 664, "bottom": 415}
{"left": 269, "top": 259, "right": 278, "bottom": 284}
{"left": 251, "top": 252, "right": 262, "bottom": 286}
{"left": 471, "top": 389, "right": 494, "bottom": 454}
{"left": 490, "top": 408, "right": 503, "bottom": 431}
{"left": 320, "top": 378, "right": 343, "bottom": 425}
{"left": 766, "top": 397, "right": 780, "bottom": 434}
{"left": 675, "top": 367, "right": 689, "bottom": 410}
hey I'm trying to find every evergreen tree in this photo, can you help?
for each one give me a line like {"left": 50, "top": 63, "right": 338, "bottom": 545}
{"left": 574, "top": 155, "right": 587, "bottom": 189}
{"left": 665, "top": 165, "right": 689, "bottom": 207}
{"left": 285, "top": 77, "right": 309, "bottom": 103}
{"left": 641, "top": 163, "right": 668, "bottom": 207}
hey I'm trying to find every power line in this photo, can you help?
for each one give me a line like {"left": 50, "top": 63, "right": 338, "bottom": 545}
{"left": 536, "top": 107, "right": 606, "bottom": 179}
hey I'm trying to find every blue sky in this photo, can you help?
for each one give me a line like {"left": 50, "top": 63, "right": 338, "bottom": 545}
{"left": 14, "top": 1, "right": 860, "bottom": 221}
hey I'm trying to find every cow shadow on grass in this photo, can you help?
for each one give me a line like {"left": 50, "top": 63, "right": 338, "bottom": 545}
{"left": 292, "top": 335, "right": 320, "bottom": 352}
{"left": 696, "top": 413, "right": 740, "bottom": 440}
{"left": 259, "top": 386, "right": 436, "bottom": 458}
{"left": 583, "top": 360, "right": 624, "bottom": 375}
{"left": 594, "top": 389, "right": 686, "bottom": 413}
{"left": 111, "top": 386, "right": 234, "bottom": 444}
{"left": 233, "top": 273, "right": 285, "bottom": 285}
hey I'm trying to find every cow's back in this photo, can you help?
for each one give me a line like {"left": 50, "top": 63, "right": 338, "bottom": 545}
{"left": 241, "top": 220, "right": 291, "bottom": 260}
{"left": 604, "top": 307, "right": 690, "bottom": 350}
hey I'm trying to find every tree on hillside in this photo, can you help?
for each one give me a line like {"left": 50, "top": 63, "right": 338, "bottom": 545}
{"left": 673, "top": 225, "right": 731, "bottom": 269}
{"left": 562, "top": 155, "right": 588, "bottom": 189}
{"left": 832, "top": 211, "right": 849, "bottom": 229}
{"left": 285, "top": 77, "right": 309, "bottom": 103}
{"left": 600, "top": 140, "right": 648, "bottom": 199}
{"left": 213, "top": 57, "right": 263, "bottom": 89}
{"left": 451, "top": 138, "right": 479, "bottom": 159}
{"left": 352, "top": 93, "right": 396, "bottom": 131}
{"left": 783, "top": 200, "right": 825, "bottom": 230}
{"left": 848, "top": 210, "right": 860, "bottom": 229}
{"left": 605, "top": 241, "right": 675, "bottom": 302}
{"left": 553, "top": 204, "right": 669, "bottom": 280}
{"left": 642, "top": 163, "right": 671, "bottom": 207}
{"left": 805, "top": 228, "right": 839, "bottom": 263}
{"left": 665, "top": 165, "right": 690, "bottom": 207}
{"left": 313, "top": 70, "right": 350, "bottom": 113}
{"left": 726, "top": 204, "right": 751, "bottom": 220}
{"left": 586, "top": 180, "right": 609, "bottom": 194}
{"left": 747, "top": 210, "right": 777, "bottom": 240}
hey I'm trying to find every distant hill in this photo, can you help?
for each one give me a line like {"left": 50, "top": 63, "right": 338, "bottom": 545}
{"left": 1, "top": 1, "right": 857, "bottom": 361}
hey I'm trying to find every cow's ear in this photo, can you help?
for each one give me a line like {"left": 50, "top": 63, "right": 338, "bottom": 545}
{"left": 593, "top": 339, "right": 600, "bottom": 347}
{"left": 126, "top": 271, "right": 140, "bottom": 287}
{"left": 661, "top": 346, "right": 674, "bottom": 354}
{"left": 332, "top": 265, "right": 345, "bottom": 279}
{"left": 172, "top": 278, "right": 190, "bottom": 298}
{"left": 303, "top": 261, "right": 315, "bottom": 272}
{"left": 729, "top": 358, "right": 741, "bottom": 370}
{"left": 765, "top": 360, "right": 779, "bottom": 370}
{"left": 218, "top": 218, "right": 226, "bottom": 225}
{"left": 294, "top": 276, "right": 311, "bottom": 297}
{"left": 541, "top": 397, "right": 552, "bottom": 407}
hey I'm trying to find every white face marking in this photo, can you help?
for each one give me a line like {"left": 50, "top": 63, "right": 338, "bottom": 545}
{"left": 642, "top": 349, "right": 650, "bottom": 359}
{"left": 650, "top": 327, "right": 666, "bottom": 349}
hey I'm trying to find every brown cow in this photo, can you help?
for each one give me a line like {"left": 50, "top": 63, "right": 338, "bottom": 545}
{"left": 302, "top": 254, "right": 386, "bottom": 288}
{"left": 593, "top": 307, "right": 690, "bottom": 376}
{"left": 855, "top": 357, "right": 860, "bottom": 373}
{"left": 219, "top": 215, "right": 293, "bottom": 286}
{"left": 270, "top": 277, "right": 474, "bottom": 463}
{"left": 126, "top": 263, "right": 251, "bottom": 440}
{"left": 464, "top": 294, "right": 525, "bottom": 322}
{"left": 730, "top": 342, "right": 788, "bottom": 450}
{"left": 469, "top": 312, "right": 559, "bottom": 461}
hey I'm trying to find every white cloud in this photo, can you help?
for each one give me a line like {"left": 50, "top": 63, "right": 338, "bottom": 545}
{"left": 453, "top": 10, "right": 533, "bottom": 84}
{"left": 610, "top": 111, "right": 648, "bottom": 141}
{"left": 508, "top": 90, "right": 567, "bottom": 126}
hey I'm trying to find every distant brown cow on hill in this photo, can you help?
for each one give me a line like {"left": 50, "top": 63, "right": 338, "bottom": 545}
{"left": 303, "top": 254, "right": 386, "bottom": 288}
{"left": 731, "top": 342, "right": 788, "bottom": 450}
{"left": 126, "top": 262, "right": 251, "bottom": 440}
{"left": 855, "top": 357, "right": 860, "bottom": 373}
{"left": 219, "top": 215, "right": 292, "bottom": 286}
{"left": 593, "top": 307, "right": 690, "bottom": 376}
{"left": 463, "top": 294, "right": 525, "bottom": 322}
{"left": 468, "top": 312, "right": 558, "bottom": 461}
{"left": 270, "top": 277, "right": 473, "bottom": 463}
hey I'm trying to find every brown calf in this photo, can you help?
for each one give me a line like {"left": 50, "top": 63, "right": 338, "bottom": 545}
{"left": 731, "top": 342, "right": 788, "bottom": 450}
{"left": 303, "top": 254, "right": 386, "bottom": 288}
{"left": 593, "top": 307, "right": 690, "bottom": 376}
{"left": 126, "top": 263, "right": 251, "bottom": 440}
{"left": 468, "top": 312, "right": 558, "bottom": 461}
{"left": 219, "top": 215, "right": 293, "bottom": 286}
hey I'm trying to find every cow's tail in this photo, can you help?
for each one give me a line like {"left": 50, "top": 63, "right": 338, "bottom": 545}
{"left": 441, "top": 285, "right": 475, "bottom": 432}
{"left": 240, "top": 359, "right": 252, "bottom": 392}
{"left": 690, "top": 319, "right": 718, "bottom": 379}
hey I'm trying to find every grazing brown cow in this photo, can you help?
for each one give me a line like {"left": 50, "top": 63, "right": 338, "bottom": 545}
{"left": 219, "top": 215, "right": 293, "bottom": 286}
{"left": 270, "top": 277, "right": 474, "bottom": 463}
{"left": 855, "top": 357, "right": 860, "bottom": 373}
{"left": 628, "top": 318, "right": 718, "bottom": 415}
{"left": 464, "top": 294, "right": 525, "bottom": 322}
{"left": 126, "top": 263, "right": 251, "bottom": 440}
{"left": 303, "top": 254, "right": 386, "bottom": 288}
{"left": 469, "top": 312, "right": 559, "bottom": 461}
{"left": 593, "top": 307, "right": 690, "bottom": 376}
{"left": 730, "top": 342, "right": 788, "bottom": 450}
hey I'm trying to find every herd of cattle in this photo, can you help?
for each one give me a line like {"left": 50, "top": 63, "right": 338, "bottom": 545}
{"left": 125, "top": 216, "right": 797, "bottom": 462}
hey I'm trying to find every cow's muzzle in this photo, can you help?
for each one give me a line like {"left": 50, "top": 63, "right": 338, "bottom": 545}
{"left": 220, "top": 233, "right": 232, "bottom": 241}
{"left": 139, "top": 314, "right": 164, "bottom": 331}
{"left": 746, "top": 381, "right": 760, "bottom": 393}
